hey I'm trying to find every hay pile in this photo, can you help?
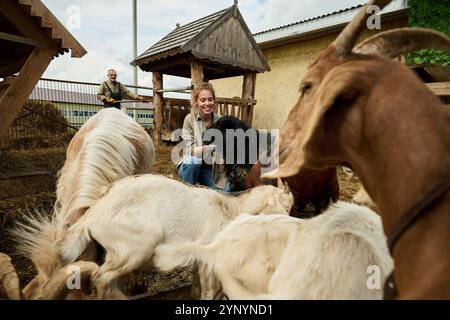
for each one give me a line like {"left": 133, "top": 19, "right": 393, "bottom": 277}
{"left": 2, "top": 101, "right": 74, "bottom": 149}
{"left": 23, "top": 101, "right": 68, "bottom": 133}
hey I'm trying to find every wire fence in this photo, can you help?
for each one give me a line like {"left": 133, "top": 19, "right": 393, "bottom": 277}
{"left": 0, "top": 77, "right": 256, "bottom": 150}
{"left": 0, "top": 78, "right": 156, "bottom": 150}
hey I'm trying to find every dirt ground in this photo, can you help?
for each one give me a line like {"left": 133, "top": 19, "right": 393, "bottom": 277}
{"left": 0, "top": 144, "right": 363, "bottom": 299}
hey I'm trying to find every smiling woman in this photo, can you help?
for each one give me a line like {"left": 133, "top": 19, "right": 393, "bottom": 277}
{"left": 176, "top": 83, "right": 228, "bottom": 191}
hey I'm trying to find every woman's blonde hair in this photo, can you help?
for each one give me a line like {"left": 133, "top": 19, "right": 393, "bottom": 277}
{"left": 191, "top": 82, "right": 216, "bottom": 108}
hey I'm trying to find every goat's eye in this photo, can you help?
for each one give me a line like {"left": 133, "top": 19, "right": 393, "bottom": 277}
{"left": 300, "top": 83, "right": 312, "bottom": 97}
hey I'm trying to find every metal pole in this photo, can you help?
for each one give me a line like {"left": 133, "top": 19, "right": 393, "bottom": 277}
{"left": 132, "top": 0, "right": 138, "bottom": 113}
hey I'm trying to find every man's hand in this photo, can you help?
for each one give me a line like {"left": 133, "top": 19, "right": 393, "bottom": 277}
{"left": 138, "top": 96, "right": 149, "bottom": 103}
{"left": 105, "top": 97, "right": 118, "bottom": 104}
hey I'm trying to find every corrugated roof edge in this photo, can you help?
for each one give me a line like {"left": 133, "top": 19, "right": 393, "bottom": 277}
{"left": 253, "top": 0, "right": 408, "bottom": 46}
{"left": 253, "top": 4, "right": 365, "bottom": 36}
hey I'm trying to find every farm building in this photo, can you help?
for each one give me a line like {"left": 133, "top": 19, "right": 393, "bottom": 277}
{"left": 212, "top": 0, "right": 410, "bottom": 129}
{"left": 29, "top": 82, "right": 154, "bottom": 129}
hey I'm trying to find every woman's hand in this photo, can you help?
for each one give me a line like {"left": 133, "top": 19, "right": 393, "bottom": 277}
{"left": 193, "top": 145, "right": 215, "bottom": 159}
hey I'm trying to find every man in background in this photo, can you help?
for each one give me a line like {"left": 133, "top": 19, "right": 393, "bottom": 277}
{"left": 97, "top": 69, "right": 146, "bottom": 109}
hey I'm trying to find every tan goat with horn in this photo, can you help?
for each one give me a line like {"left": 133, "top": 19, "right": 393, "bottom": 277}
{"left": 263, "top": 0, "right": 450, "bottom": 299}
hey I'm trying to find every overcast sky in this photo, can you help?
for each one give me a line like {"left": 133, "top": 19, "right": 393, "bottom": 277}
{"left": 41, "top": 0, "right": 365, "bottom": 89}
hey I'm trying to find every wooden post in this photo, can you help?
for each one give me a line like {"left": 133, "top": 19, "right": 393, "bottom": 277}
{"left": 190, "top": 62, "right": 204, "bottom": 119}
{"left": 152, "top": 72, "right": 163, "bottom": 146}
{"left": 242, "top": 72, "right": 256, "bottom": 126}
{"left": 177, "top": 104, "right": 183, "bottom": 130}
{"left": 190, "top": 61, "right": 204, "bottom": 89}
{"left": 0, "top": 47, "right": 57, "bottom": 140}
{"left": 167, "top": 100, "right": 173, "bottom": 131}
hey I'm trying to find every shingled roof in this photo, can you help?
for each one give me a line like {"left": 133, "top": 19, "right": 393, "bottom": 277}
{"left": 132, "top": 4, "right": 270, "bottom": 80}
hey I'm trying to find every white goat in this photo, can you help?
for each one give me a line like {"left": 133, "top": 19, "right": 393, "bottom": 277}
{"left": 57, "top": 174, "right": 293, "bottom": 299}
{"left": 13, "top": 108, "right": 155, "bottom": 298}
{"left": 154, "top": 201, "right": 394, "bottom": 300}
{"left": 56, "top": 108, "right": 155, "bottom": 225}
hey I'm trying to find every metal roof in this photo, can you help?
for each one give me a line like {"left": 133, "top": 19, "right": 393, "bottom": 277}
{"left": 254, "top": 0, "right": 408, "bottom": 48}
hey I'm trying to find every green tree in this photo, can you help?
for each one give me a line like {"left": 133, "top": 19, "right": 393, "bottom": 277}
{"left": 407, "top": 0, "right": 450, "bottom": 66}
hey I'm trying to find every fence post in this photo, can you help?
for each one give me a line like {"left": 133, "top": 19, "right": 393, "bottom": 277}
{"left": 241, "top": 72, "right": 256, "bottom": 126}
{"left": 152, "top": 72, "right": 163, "bottom": 146}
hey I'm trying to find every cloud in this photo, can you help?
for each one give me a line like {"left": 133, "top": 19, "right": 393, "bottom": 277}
{"left": 254, "top": 0, "right": 365, "bottom": 31}
{"left": 41, "top": 0, "right": 365, "bottom": 88}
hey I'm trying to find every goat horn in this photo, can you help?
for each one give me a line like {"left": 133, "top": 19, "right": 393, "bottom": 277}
{"left": 21, "top": 275, "right": 43, "bottom": 300}
{"left": 334, "top": 0, "right": 391, "bottom": 58}
{"left": 283, "top": 181, "right": 290, "bottom": 194}
{"left": 36, "top": 261, "right": 99, "bottom": 300}
{"left": 0, "top": 253, "right": 22, "bottom": 300}
{"left": 353, "top": 28, "right": 450, "bottom": 58}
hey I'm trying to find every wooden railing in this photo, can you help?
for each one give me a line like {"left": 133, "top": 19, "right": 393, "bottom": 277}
{"left": 162, "top": 98, "right": 191, "bottom": 132}
{"left": 161, "top": 96, "right": 257, "bottom": 138}
{"left": 215, "top": 97, "right": 256, "bottom": 127}
{"left": 426, "top": 81, "right": 450, "bottom": 97}
{"left": 426, "top": 81, "right": 450, "bottom": 108}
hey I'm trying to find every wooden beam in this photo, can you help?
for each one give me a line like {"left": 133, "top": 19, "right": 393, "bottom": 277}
{"left": 0, "top": 47, "right": 57, "bottom": 140}
{"left": 242, "top": 72, "right": 256, "bottom": 99}
{"left": 190, "top": 61, "right": 204, "bottom": 88}
{"left": 0, "top": 0, "right": 49, "bottom": 43}
{"left": 18, "top": 0, "right": 86, "bottom": 57}
{"left": 156, "top": 85, "right": 192, "bottom": 94}
{"left": 152, "top": 72, "right": 163, "bottom": 146}
{"left": 426, "top": 82, "right": 450, "bottom": 96}
{"left": 166, "top": 100, "right": 173, "bottom": 131}
{"left": 216, "top": 97, "right": 251, "bottom": 104}
{"left": 146, "top": 55, "right": 195, "bottom": 73}
{"left": 242, "top": 72, "right": 256, "bottom": 126}
{"left": 0, "top": 31, "right": 47, "bottom": 47}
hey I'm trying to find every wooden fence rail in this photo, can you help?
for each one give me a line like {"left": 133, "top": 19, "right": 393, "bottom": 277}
{"left": 161, "top": 97, "right": 256, "bottom": 142}
{"left": 426, "top": 81, "right": 450, "bottom": 96}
